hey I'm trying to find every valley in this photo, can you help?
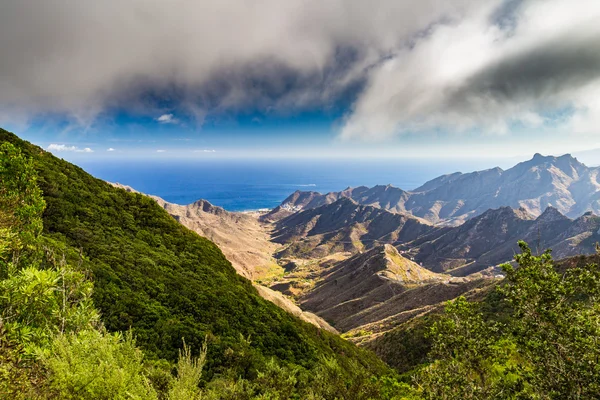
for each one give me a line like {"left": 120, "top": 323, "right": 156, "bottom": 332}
{"left": 117, "top": 152, "right": 600, "bottom": 356}
{"left": 2, "top": 128, "right": 600, "bottom": 398}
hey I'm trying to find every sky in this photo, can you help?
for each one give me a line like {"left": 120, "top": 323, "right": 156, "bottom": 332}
{"left": 1, "top": 0, "right": 600, "bottom": 162}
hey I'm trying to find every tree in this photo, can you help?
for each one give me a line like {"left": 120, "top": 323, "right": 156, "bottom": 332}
{"left": 499, "top": 242, "right": 600, "bottom": 398}
{"left": 0, "top": 141, "right": 157, "bottom": 399}
{"left": 415, "top": 297, "right": 522, "bottom": 399}
{"left": 43, "top": 330, "right": 157, "bottom": 399}
{"left": 418, "top": 242, "right": 600, "bottom": 399}
{"left": 0, "top": 142, "right": 45, "bottom": 275}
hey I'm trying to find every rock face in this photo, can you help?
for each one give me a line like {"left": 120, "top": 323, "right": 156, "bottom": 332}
{"left": 111, "top": 183, "right": 280, "bottom": 280}
{"left": 299, "top": 245, "right": 491, "bottom": 335}
{"left": 266, "top": 153, "right": 600, "bottom": 226}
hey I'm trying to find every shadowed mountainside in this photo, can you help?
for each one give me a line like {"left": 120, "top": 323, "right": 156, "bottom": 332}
{"left": 407, "top": 205, "right": 600, "bottom": 275}
{"left": 271, "top": 197, "right": 436, "bottom": 259}
{"left": 270, "top": 195, "right": 600, "bottom": 276}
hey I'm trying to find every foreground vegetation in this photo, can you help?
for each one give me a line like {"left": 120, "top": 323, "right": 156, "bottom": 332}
{"left": 1, "top": 128, "right": 599, "bottom": 398}
{"left": 417, "top": 241, "right": 600, "bottom": 399}
{"left": 0, "top": 130, "right": 409, "bottom": 398}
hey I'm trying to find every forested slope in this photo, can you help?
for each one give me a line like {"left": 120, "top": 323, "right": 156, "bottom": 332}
{"left": 0, "top": 128, "right": 387, "bottom": 380}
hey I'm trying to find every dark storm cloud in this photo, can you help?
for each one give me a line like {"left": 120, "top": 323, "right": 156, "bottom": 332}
{"left": 452, "top": 33, "right": 600, "bottom": 105}
{"left": 0, "top": 0, "right": 479, "bottom": 124}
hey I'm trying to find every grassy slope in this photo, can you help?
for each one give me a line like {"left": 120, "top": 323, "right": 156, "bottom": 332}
{"left": 0, "top": 128, "right": 387, "bottom": 378}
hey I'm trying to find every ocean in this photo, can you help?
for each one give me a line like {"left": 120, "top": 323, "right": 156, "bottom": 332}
{"left": 78, "top": 158, "right": 505, "bottom": 211}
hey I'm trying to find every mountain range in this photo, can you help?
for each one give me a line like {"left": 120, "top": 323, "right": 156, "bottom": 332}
{"left": 270, "top": 195, "right": 599, "bottom": 275}
{"left": 406, "top": 205, "right": 600, "bottom": 275}
{"left": 271, "top": 197, "right": 434, "bottom": 259}
{"left": 24, "top": 123, "right": 598, "bottom": 390}
{"left": 266, "top": 153, "right": 600, "bottom": 226}
{"left": 106, "top": 152, "right": 600, "bottom": 345}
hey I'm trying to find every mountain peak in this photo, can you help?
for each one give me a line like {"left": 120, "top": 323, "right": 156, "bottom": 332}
{"left": 334, "top": 196, "right": 359, "bottom": 206}
{"left": 536, "top": 205, "right": 570, "bottom": 223}
{"left": 379, "top": 245, "right": 445, "bottom": 283}
{"left": 191, "top": 198, "right": 220, "bottom": 212}
{"left": 478, "top": 206, "right": 534, "bottom": 221}
{"left": 528, "top": 152, "right": 582, "bottom": 166}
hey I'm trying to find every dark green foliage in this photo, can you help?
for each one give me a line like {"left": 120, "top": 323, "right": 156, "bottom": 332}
{"left": 418, "top": 242, "right": 600, "bottom": 399}
{"left": 365, "top": 314, "right": 440, "bottom": 374}
{"left": 499, "top": 243, "right": 600, "bottom": 398}
{"left": 0, "top": 128, "right": 387, "bottom": 383}
{"left": 201, "top": 356, "right": 416, "bottom": 399}
{"left": 0, "top": 321, "right": 46, "bottom": 399}
{"left": 0, "top": 141, "right": 45, "bottom": 275}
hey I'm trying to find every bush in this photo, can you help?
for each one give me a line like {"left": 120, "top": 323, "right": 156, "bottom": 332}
{"left": 417, "top": 242, "right": 600, "bottom": 399}
{"left": 42, "top": 330, "right": 157, "bottom": 399}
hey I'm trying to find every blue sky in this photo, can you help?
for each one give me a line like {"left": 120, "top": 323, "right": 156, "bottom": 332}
{"left": 1, "top": 0, "right": 599, "bottom": 162}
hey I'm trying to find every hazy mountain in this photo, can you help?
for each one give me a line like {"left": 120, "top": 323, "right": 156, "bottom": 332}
{"left": 267, "top": 153, "right": 600, "bottom": 226}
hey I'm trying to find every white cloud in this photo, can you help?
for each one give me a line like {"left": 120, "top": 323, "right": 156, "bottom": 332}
{"left": 341, "top": 0, "right": 600, "bottom": 140}
{"left": 156, "top": 114, "right": 179, "bottom": 124}
{"left": 107, "top": 147, "right": 115, "bottom": 151}
{"left": 193, "top": 149, "right": 216, "bottom": 153}
{"left": 156, "top": 149, "right": 167, "bottom": 153}
{"left": 47, "top": 143, "right": 94, "bottom": 153}
{"left": 48, "top": 144, "right": 77, "bottom": 152}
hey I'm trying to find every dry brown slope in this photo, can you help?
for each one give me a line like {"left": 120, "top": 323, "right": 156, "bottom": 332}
{"left": 299, "top": 244, "right": 494, "bottom": 336}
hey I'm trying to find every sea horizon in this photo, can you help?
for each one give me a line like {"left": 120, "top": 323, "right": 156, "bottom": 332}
{"left": 77, "top": 157, "right": 525, "bottom": 212}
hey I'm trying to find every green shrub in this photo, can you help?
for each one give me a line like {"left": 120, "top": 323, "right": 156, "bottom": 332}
{"left": 42, "top": 330, "right": 157, "bottom": 399}
{"left": 417, "top": 242, "right": 600, "bottom": 399}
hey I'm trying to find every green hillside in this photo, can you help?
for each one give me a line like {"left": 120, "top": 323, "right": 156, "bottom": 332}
{"left": 0, "top": 128, "right": 386, "bottom": 381}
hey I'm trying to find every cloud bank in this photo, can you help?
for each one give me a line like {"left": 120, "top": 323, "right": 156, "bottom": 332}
{"left": 1, "top": 0, "right": 599, "bottom": 139}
